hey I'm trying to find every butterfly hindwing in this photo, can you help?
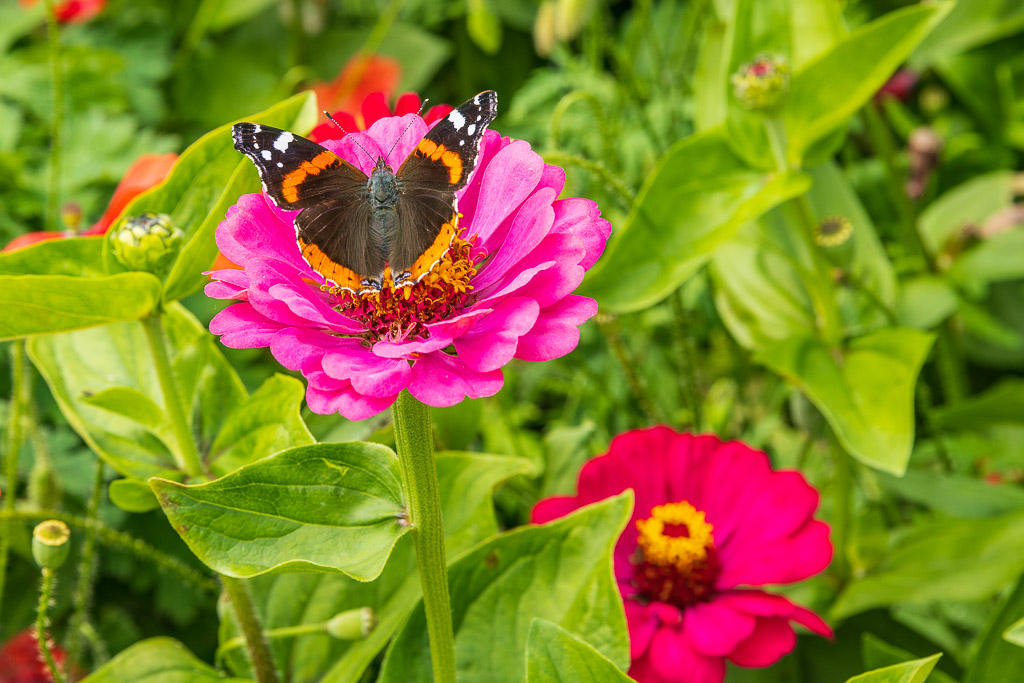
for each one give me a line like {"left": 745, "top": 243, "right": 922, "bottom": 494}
{"left": 390, "top": 90, "right": 498, "bottom": 279}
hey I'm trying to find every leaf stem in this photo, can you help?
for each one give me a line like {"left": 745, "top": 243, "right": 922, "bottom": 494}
{"left": 37, "top": 568, "right": 65, "bottom": 683}
{"left": 43, "top": 0, "right": 63, "bottom": 232}
{"left": 391, "top": 390, "right": 456, "bottom": 683}
{"left": 140, "top": 312, "right": 204, "bottom": 478}
{"left": 221, "top": 575, "right": 279, "bottom": 683}
{"left": 66, "top": 461, "right": 105, "bottom": 672}
{"left": 670, "top": 291, "right": 703, "bottom": 431}
{"left": 0, "top": 339, "right": 27, "bottom": 623}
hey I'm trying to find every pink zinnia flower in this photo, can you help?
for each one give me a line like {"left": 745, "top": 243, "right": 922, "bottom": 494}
{"left": 206, "top": 100, "right": 611, "bottom": 419}
{"left": 532, "top": 427, "right": 833, "bottom": 683}
{"left": 309, "top": 91, "right": 454, "bottom": 144}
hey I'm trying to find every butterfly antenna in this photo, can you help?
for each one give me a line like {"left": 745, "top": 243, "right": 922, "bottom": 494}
{"left": 324, "top": 110, "right": 376, "bottom": 165}
{"left": 384, "top": 98, "right": 431, "bottom": 165}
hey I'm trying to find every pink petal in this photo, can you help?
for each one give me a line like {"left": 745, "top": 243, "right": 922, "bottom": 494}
{"left": 530, "top": 496, "right": 579, "bottom": 524}
{"left": 209, "top": 303, "right": 284, "bottom": 348}
{"left": 551, "top": 197, "right": 612, "bottom": 270}
{"left": 453, "top": 297, "right": 540, "bottom": 372}
{"left": 514, "top": 295, "right": 597, "bottom": 362}
{"left": 304, "top": 371, "right": 395, "bottom": 420}
{"left": 726, "top": 617, "right": 795, "bottom": 668}
{"left": 205, "top": 280, "right": 247, "bottom": 300}
{"left": 472, "top": 187, "right": 557, "bottom": 290}
{"left": 322, "top": 348, "right": 411, "bottom": 397}
{"left": 216, "top": 194, "right": 309, "bottom": 274}
{"left": 682, "top": 599, "right": 756, "bottom": 657}
{"left": 647, "top": 625, "right": 726, "bottom": 683}
{"left": 716, "top": 519, "right": 833, "bottom": 588}
{"left": 463, "top": 139, "right": 544, "bottom": 250}
{"left": 625, "top": 600, "right": 659, "bottom": 660}
{"left": 718, "top": 590, "right": 832, "bottom": 638}
{"left": 407, "top": 352, "right": 504, "bottom": 407}
{"left": 372, "top": 334, "right": 455, "bottom": 359}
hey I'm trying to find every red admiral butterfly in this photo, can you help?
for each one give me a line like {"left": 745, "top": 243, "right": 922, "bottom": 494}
{"left": 232, "top": 91, "right": 498, "bottom": 294}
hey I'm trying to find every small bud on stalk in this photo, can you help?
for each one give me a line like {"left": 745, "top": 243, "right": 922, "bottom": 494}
{"left": 111, "top": 212, "right": 183, "bottom": 274}
{"left": 326, "top": 607, "right": 377, "bottom": 640}
{"left": 732, "top": 54, "right": 790, "bottom": 112}
{"left": 32, "top": 520, "right": 70, "bottom": 570}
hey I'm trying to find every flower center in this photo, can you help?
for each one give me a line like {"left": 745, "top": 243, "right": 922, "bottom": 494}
{"left": 332, "top": 228, "right": 480, "bottom": 342}
{"left": 632, "top": 501, "right": 720, "bottom": 608}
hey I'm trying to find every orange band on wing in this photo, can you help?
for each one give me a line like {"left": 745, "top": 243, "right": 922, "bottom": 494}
{"left": 281, "top": 151, "right": 340, "bottom": 203}
{"left": 414, "top": 140, "right": 464, "bottom": 185}
{"left": 298, "top": 238, "right": 366, "bottom": 292}
{"left": 403, "top": 214, "right": 458, "bottom": 284}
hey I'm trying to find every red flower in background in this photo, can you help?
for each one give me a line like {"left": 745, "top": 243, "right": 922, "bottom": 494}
{"left": 875, "top": 68, "right": 918, "bottom": 103}
{"left": 2, "top": 153, "right": 177, "bottom": 253}
{"left": 309, "top": 92, "right": 454, "bottom": 144}
{"left": 312, "top": 55, "right": 403, "bottom": 125}
{"left": 0, "top": 628, "right": 67, "bottom": 683}
{"left": 533, "top": 427, "right": 833, "bottom": 683}
{"left": 19, "top": 0, "right": 105, "bottom": 24}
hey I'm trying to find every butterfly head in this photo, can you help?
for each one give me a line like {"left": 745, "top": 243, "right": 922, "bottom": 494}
{"left": 369, "top": 158, "right": 399, "bottom": 208}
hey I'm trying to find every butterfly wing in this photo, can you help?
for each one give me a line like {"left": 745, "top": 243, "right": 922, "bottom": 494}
{"left": 233, "top": 123, "right": 386, "bottom": 291}
{"left": 390, "top": 90, "right": 498, "bottom": 283}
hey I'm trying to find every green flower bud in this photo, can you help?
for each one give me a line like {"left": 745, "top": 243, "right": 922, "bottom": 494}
{"left": 111, "top": 212, "right": 183, "bottom": 274}
{"left": 32, "top": 520, "right": 70, "bottom": 570}
{"left": 814, "top": 215, "right": 854, "bottom": 247}
{"left": 731, "top": 54, "right": 790, "bottom": 112}
{"left": 325, "top": 607, "right": 376, "bottom": 640}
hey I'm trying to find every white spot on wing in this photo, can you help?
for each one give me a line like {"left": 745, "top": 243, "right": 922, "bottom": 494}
{"left": 261, "top": 150, "right": 273, "bottom": 160}
{"left": 448, "top": 109, "right": 466, "bottom": 130}
{"left": 254, "top": 124, "right": 262, "bottom": 133}
{"left": 476, "top": 115, "right": 481, "bottom": 121}
{"left": 466, "top": 123, "right": 476, "bottom": 136}
{"left": 460, "top": 139, "right": 465, "bottom": 146}
{"left": 277, "top": 162, "right": 283, "bottom": 168}
{"left": 274, "top": 131, "right": 293, "bottom": 152}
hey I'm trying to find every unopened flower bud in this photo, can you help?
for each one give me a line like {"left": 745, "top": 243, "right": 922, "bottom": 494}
{"left": 111, "top": 212, "right": 182, "bottom": 274}
{"left": 325, "top": 607, "right": 376, "bottom": 640}
{"left": 534, "top": 1, "right": 557, "bottom": 57}
{"left": 61, "top": 202, "right": 82, "bottom": 232}
{"left": 731, "top": 55, "right": 790, "bottom": 112}
{"left": 32, "top": 520, "right": 70, "bottom": 570}
{"left": 814, "top": 215, "right": 854, "bottom": 247}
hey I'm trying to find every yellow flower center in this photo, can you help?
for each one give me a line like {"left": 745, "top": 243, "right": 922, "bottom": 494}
{"left": 635, "top": 501, "right": 715, "bottom": 571}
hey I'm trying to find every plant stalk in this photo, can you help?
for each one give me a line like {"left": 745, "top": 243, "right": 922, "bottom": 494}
{"left": 391, "top": 391, "right": 456, "bottom": 683}
{"left": 221, "top": 575, "right": 279, "bottom": 683}
{"left": 0, "top": 340, "right": 27, "bottom": 622}
{"left": 140, "top": 312, "right": 204, "bottom": 478}
{"left": 831, "top": 436, "right": 853, "bottom": 584}
{"left": 44, "top": 0, "right": 63, "bottom": 232}
{"left": 66, "top": 461, "right": 106, "bottom": 672}
{"left": 37, "top": 568, "right": 65, "bottom": 683}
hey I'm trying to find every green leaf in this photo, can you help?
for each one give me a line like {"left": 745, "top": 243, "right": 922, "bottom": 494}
{"left": 378, "top": 493, "right": 633, "bottom": 683}
{"left": 845, "top": 653, "right": 941, "bottom": 683}
{"left": 782, "top": 3, "right": 952, "bottom": 164}
{"left": 861, "top": 635, "right": 958, "bottom": 683}
{"left": 917, "top": 171, "right": 1016, "bottom": 255}
{"left": 152, "top": 442, "right": 408, "bottom": 579}
{"left": 877, "top": 469, "right": 1024, "bottom": 519}
{"left": 931, "top": 379, "right": 1024, "bottom": 430}
{"left": 206, "top": 0, "right": 278, "bottom": 31}
{"left": 81, "top": 637, "right": 251, "bottom": 683}
{"left": 120, "top": 92, "right": 318, "bottom": 303}
{"left": 27, "top": 304, "right": 245, "bottom": 479}
{"left": 833, "top": 511, "right": 1024, "bottom": 618}
{"left": 911, "top": 0, "right": 1024, "bottom": 68}
{"left": 467, "top": 0, "right": 502, "bottom": 54}
{"left": 897, "top": 276, "right": 959, "bottom": 330}
{"left": 757, "top": 328, "right": 934, "bottom": 474}
{"left": 526, "top": 619, "right": 632, "bottom": 682}
{"left": 219, "top": 452, "right": 532, "bottom": 683}
{"left": 81, "top": 387, "right": 166, "bottom": 433}
{"left": 580, "top": 128, "right": 810, "bottom": 313}
{"left": 207, "top": 374, "right": 315, "bottom": 476}
{"left": 1005, "top": 616, "right": 1024, "bottom": 648}
{"left": 109, "top": 477, "right": 167, "bottom": 513}
{"left": 949, "top": 231, "right": 1024, "bottom": 294}
{"left": 965, "top": 574, "right": 1024, "bottom": 682}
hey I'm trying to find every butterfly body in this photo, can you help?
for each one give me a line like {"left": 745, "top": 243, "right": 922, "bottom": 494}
{"left": 232, "top": 91, "right": 498, "bottom": 294}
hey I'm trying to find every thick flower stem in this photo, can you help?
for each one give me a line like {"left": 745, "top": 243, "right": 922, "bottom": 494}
{"left": 43, "top": 0, "right": 63, "bottom": 232}
{"left": 37, "top": 568, "right": 64, "bottom": 683}
{"left": 0, "top": 340, "right": 27, "bottom": 623}
{"left": 221, "top": 575, "right": 279, "bottom": 683}
{"left": 391, "top": 391, "right": 456, "bottom": 683}
{"left": 140, "top": 312, "right": 204, "bottom": 479}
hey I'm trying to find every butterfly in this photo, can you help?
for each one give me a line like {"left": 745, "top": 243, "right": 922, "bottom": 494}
{"left": 231, "top": 90, "right": 498, "bottom": 294}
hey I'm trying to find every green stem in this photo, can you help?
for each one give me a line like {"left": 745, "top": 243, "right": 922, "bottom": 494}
{"left": 670, "top": 292, "right": 703, "bottom": 431}
{"left": 541, "top": 151, "right": 634, "bottom": 210}
{"left": 391, "top": 391, "right": 456, "bottom": 683}
{"left": 288, "top": 0, "right": 306, "bottom": 75}
{"left": 141, "top": 313, "right": 204, "bottom": 478}
{"left": 1, "top": 508, "right": 218, "bottom": 592}
{"left": 43, "top": 0, "right": 63, "bottom": 232}
{"left": 935, "top": 321, "right": 968, "bottom": 403}
{"left": 37, "top": 568, "right": 65, "bottom": 683}
{"left": 596, "top": 315, "right": 667, "bottom": 424}
{"left": 221, "top": 575, "right": 278, "bottom": 683}
{"left": 0, "top": 340, "right": 27, "bottom": 622}
{"left": 831, "top": 437, "right": 853, "bottom": 583}
{"left": 66, "top": 461, "right": 105, "bottom": 672}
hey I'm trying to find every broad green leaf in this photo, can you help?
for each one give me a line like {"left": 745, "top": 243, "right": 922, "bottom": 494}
{"left": 965, "top": 574, "right": 1024, "bottom": 682}
{"left": 109, "top": 476, "right": 171, "bottom": 513}
{"left": 526, "top": 619, "right": 632, "bottom": 682}
{"left": 27, "top": 303, "right": 246, "bottom": 479}
{"left": 877, "top": 469, "right": 1024, "bottom": 519}
{"left": 152, "top": 442, "right": 408, "bottom": 579}
{"left": 833, "top": 511, "right": 1024, "bottom": 618}
{"left": 911, "top": 0, "right": 1024, "bottom": 68}
{"left": 378, "top": 493, "right": 633, "bottom": 683}
{"left": 845, "top": 653, "right": 941, "bottom": 683}
{"left": 81, "top": 637, "right": 251, "bottom": 683}
{"left": 931, "top": 379, "right": 1024, "bottom": 429}
{"left": 1005, "top": 616, "right": 1024, "bottom": 647}
{"left": 81, "top": 387, "right": 166, "bottom": 433}
{"left": 757, "top": 328, "right": 934, "bottom": 474}
{"left": 949, "top": 231, "right": 1024, "bottom": 294}
{"left": 861, "top": 635, "right": 958, "bottom": 683}
{"left": 539, "top": 420, "right": 596, "bottom": 498}
{"left": 0, "top": 1, "right": 45, "bottom": 53}
{"left": 897, "top": 276, "right": 959, "bottom": 330}
{"left": 207, "top": 374, "right": 314, "bottom": 476}
{"left": 917, "top": 171, "right": 1016, "bottom": 255}
{"left": 119, "top": 92, "right": 318, "bottom": 303}
{"left": 782, "top": 4, "right": 951, "bottom": 164}
{"left": 0, "top": 235, "right": 107, "bottom": 277}
{"left": 219, "top": 452, "right": 532, "bottom": 683}
{"left": 580, "top": 128, "right": 810, "bottom": 313}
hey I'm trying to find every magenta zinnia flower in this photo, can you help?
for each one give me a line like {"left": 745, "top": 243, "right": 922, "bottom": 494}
{"left": 532, "top": 426, "right": 833, "bottom": 683}
{"left": 206, "top": 103, "right": 610, "bottom": 419}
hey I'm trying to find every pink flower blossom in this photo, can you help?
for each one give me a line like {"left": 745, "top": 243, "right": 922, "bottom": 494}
{"left": 532, "top": 426, "right": 833, "bottom": 683}
{"left": 309, "top": 90, "right": 453, "bottom": 144}
{"left": 206, "top": 103, "right": 610, "bottom": 419}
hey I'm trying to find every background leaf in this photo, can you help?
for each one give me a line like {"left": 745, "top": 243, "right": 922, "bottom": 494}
{"left": 845, "top": 653, "right": 941, "bottom": 683}
{"left": 525, "top": 619, "right": 632, "bottom": 682}
{"left": 81, "top": 637, "right": 251, "bottom": 683}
